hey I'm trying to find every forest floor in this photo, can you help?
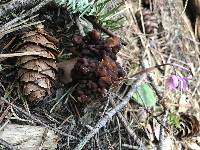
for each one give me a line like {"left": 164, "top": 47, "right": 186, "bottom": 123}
{"left": 0, "top": 0, "right": 200, "bottom": 150}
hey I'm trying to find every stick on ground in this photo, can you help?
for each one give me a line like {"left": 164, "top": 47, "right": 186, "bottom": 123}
{"left": 0, "top": 138, "right": 17, "bottom": 150}
{"left": 74, "top": 75, "right": 146, "bottom": 150}
{"left": 0, "top": 0, "right": 51, "bottom": 19}
{"left": 110, "top": 99, "right": 148, "bottom": 150}
{"left": 1, "top": 98, "right": 76, "bottom": 139}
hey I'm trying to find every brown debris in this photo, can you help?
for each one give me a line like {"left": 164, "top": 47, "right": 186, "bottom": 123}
{"left": 194, "top": 0, "right": 200, "bottom": 15}
{"left": 142, "top": 0, "right": 151, "bottom": 5}
{"left": 16, "top": 26, "right": 58, "bottom": 103}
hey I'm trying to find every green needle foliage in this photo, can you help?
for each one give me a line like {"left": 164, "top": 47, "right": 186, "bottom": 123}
{"left": 55, "top": 0, "right": 125, "bottom": 31}
{"left": 55, "top": 0, "right": 97, "bottom": 17}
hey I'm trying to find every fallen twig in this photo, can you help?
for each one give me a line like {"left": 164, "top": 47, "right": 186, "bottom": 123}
{"left": 0, "top": 138, "right": 17, "bottom": 150}
{"left": 122, "top": 144, "right": 139, "bottom": 149}
{"left": 0, "top": 99, "right": 17, "bottom": 124}
{"left": 0, "top": 0, "right": 51, "bottom": 19}
{"left": 157, "top": 109, "right": 169, "bottom": 150}
{"left": 0, "top": 51, "right": 48, "bottom": 58}
{"left": 84, "top": 16, "right": 127, "bottom": 46}
{"left": 0, "top": 98, "right": 76, "bottom": 139}
{"left": 129, "top": 63, "right": 191, "bottom": 78}
{"left": 0, "top": 0, "right": 52, "bottom": 39}
{"left": 110, "top": 99, "right": 148, "bottom": 150}
{"left": 147, "top": 75, "right": 163, "bottom": 101}
{"left": 85, "top": 16, "right": 116, "bottom": 37}
{"left": 38, "top": 128, "right": 48, "bottom": 150}
{"left": 75, "top": 15, "right": 86, "bottom": 37}
{"left": 74, "top": 75, "right": 146, "bottom": 150}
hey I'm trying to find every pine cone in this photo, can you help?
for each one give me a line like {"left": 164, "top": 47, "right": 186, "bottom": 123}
{"left": 142, "top": 0, "right": 152, "bottom": 7}
{"left": 195, "top": 0, "right": 200, "bottom": 15}
{"left": 135, "top": 8, "right": 158, "bottom": 35}
{"left": 196, "top": 16, "right": 200, "bottom": 41}
{"left": 16, "top": 25, "right": 58, "bottom": 103}
{"left": 174, "top": 113, "right": 200, "bottom": 139}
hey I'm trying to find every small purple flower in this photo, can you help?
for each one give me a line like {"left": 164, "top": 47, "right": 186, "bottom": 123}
{"left": 166, "top": 75, "right": 192, "bottom": 92}
{"left": 166, "top": 75, "right": 179, "bottom": 91}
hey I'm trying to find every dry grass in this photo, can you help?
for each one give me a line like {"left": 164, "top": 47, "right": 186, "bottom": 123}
{"left": 115, "top": 0, "right": 200, "bottom": 149}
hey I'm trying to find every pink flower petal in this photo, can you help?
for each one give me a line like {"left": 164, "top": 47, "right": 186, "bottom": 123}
{"left": 171, "top": 75, "right": 179, "bottom": 87}
{"left": 166, "top": 75, "right": 179, "bottom": 91}
{"left": 179, "top": 78, "right": 187, "bottom": 92}
{"left": 184, "top": 75, "right": 192, "bottom": 80}
{"left": 166, "top": 74, "right": 192, "bottom": 92}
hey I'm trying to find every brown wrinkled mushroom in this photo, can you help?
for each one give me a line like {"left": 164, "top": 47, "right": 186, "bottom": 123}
{"left": 69, "top": 30, "right": 125, "bottom": 102}
{"left": 104, "top": 36, "right": 121, "bottom": 51}
{"left": 89, "top": 30, "right": 101, "bottom": 41}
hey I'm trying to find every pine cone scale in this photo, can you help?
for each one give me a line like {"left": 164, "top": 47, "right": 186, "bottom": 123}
{"left": 23, "top": 83, "right": 47, "bottom": 95}
{"left": 20, "top": 59, "right": 57, "bottom": 71}
{"left": 174, "top": 113, "right": 200, "bottom": 139}
{"left": 135, "top": 9, "right": 159, "bottom": 34}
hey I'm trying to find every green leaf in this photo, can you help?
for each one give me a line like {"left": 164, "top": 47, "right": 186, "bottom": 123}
{"left": 132, "top": 83, "right": 157, "bottom": 107}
